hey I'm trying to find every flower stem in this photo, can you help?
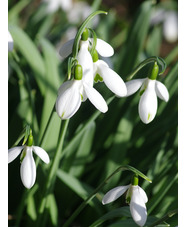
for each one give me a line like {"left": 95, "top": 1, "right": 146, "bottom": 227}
{"left": 148, "top": 209, "right": 177, "bottom": 227}
{"left": 72, "top": 10, "right": 107, "bottom": 58}
{"left": 36, "top": 119, "right": 69, "bottom": 226}
{"left": 63, "top": 165, "right": 151, "bottom": 227}
{"left": 15, "top": 105, "right": 56, "bottom": 226}
{"left": 126, "top": 56, "right": 166, "bottom": 81}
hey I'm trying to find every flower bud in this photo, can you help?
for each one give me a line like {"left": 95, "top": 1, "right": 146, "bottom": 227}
{"left": 131, "top": 174, "right": 139, "bottom": 186}
{"left": 81, "top": 28, "right": 89, "bottom": 41}
{"left": 148, "top": 61, "right": 159, "bottom": 80}
{"left": 92, "top": 49, "right": 99, "bottom": 63}
{"left": 27, "top": 129, "right": 33, "bottom": 147}
{"left": 74, "top": 64, "right": 83, "bottom": 80}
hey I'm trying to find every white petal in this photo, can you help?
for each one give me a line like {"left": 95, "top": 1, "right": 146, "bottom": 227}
{"left": 8, "top": 31, "right": 14, "bottom": 52}
{"left": 96, "top": 60, "right": 127, "bottom": 97}
{"left": 150, "top": 9, "right": 166, "bottom": 25}
{"left": 77, "top": 40, "right": 93, "bottom": 86}
{"left": 139, "top": 80, "right": 157, "bottom": 124}
{"left": 8, "top": 146, "right": 24, "bottom": 163}
{"left": 89, "top": 38, "right": 114, "bottom": 57}
{"left": 83, "top": 83, "right": 108, "bottom": 113}
{"left": 163, "top": 11, "right": 178, "bottom": 43}
{"left": 20, "top": 147, "right": 36, "bottom": 189}
{"left": 130, "top": 186, "right": 147, "bottom": 227}
{"left": 125, "top": 79, "right": 146, "bottom": 97}
{"left": 56, "top": 80, "right": 82, "bottom": 119}
{"left": 102, "top": 185, "right": 130, "bottom": 205}
{"left": 57, "top": 80, "right": 74, "bottom": 95}
{"left": 60, "top": 0, "right": 73, "bottom": 11}
{"left": 59, "top": 39, "right": 74, "bottom": 59}
{"left": 155, "top": 81, "right": 169, "bottom": 102}
{"left": 33, "top": 146, "right": 50, "bottom": 164}
{"left": 44, "top": 0, "right": 60, "bottom": 13}
{"left": 138, "top": 186, "right": 148, "bottom": 203}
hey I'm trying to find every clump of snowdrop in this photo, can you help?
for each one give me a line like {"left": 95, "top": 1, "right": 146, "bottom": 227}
{"left": 8, "top": 31, "right": 14, "bottom": 52}
{"left": 57, "top": 17, "right": 127, "bottom": 119}
{"left": 126, "top": 62, "right": 169, "bottom": 124}
{"left": 56, "top": 63, "right": 108, "bottom": 119}
{"left": 102, "top": 175, "right": 148, "bottom": 227}
{"left": 8, "top": 131, "right": 50, "bottom": 189}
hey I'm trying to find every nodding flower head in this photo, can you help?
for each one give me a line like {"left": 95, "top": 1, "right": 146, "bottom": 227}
{"left": 8, "top": 145, "right": 50, "bottom": 189}
{"left": 102, "top": 176, "right": 148, "bottom": 227}
{"left": 125, "top": 62, "right": 169, "bottom": 124}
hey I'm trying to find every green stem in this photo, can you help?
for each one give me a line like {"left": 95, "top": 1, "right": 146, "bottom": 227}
{"left": 60, "top": 96, "right": 114, "bottom": 160}
{"left": 148, "top": 209, "right": 177, "bottom": 227}
{"left": 72, "top": 10, "right": 107, "bottom": 58}
{"left": 126, "top": 56, "right": 166, "bottom": 81}
{"left": 36, "top": 119, "right": 69, "bottom": 226}
{"left": 15, "top": 105, "right": 56, "bottom": 226}
{"left": 63, "top": 165, "right": 151, "bottom": 227}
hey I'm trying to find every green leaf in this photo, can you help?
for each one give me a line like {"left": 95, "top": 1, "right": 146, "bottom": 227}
{"left": 46, "top": 194, "right": 58, "bottom": 226}
{"left": 117, "top": 1, "right": 153, "bottom": 75}
{"left": 9, "top": 25, "right": 46, "bottom": 95}
{"left": 69, "top": 121, "right": 96, "bottom": 177}
{"left": 90, "top": 207, "right": 131, "bottom": 227}
{"left": 39, "top": 38, "right": 61, "bottom": 140}
{"left": 57, "top": 169, "right": 101, "bottom": 209}
{"left": 27, "top": 195, "right": 37, "bottom": 221}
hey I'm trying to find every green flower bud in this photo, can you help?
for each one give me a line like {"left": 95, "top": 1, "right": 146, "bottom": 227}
{"left": 27, "top": 129, "right": 33, "bottom": 146}
{"left": 148, "top": 61, "right": 159, "bottom": 80}
{"left": 81, "top": 28, "right": 89, "bottom": 41}
{"left": 92, "top": 49, "right": 99, "bottom": 62}
{"left": 131, "top": 174, "right": 139, "bottom": 186}
{"left": 74, "top": 64, "right": 83, "bottom": 80}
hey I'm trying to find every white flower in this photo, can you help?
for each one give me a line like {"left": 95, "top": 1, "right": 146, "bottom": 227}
{"left": 93, "top": 59, "right": 127, "bottom": 97}
{"left": 56, "top": 78, "right": 108, "bottom": 120}
{"left": 56, "top": 40, "right": 108, "bottom": 119}
{"left": 43, "top": 0, "right": 73, "bottom": 14}
{"left": 102, "top": 184, "right": 148, "bottom": 227}
{"left": 150, "top": 9, "right": 178, "bottom": 43}
{"left": 8, "top": 145, "right": 50, "bottom": 189}
{"left": 126, "top": 78, "right": 169, "bottom": 124}
{"left": 8, "top": 31, "right": 14, "bottom": 52}
{"left": 59, "top": 37, "right": 114, "bottom": 60}
{"left": 67, "top": 2, "right": 99, "bottom": 26}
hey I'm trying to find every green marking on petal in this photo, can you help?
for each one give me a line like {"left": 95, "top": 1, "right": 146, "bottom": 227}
{"left": 61, "top": 112, "right": 65, "bottom": 118}
{"left": 94, "top": 73, "right": 103, "bottom": 83}
{"left": 81, "top": 94, "right": 83, "bottom": 101}
{"left": 148, "top": 113, "right": 151, "bottom": 121}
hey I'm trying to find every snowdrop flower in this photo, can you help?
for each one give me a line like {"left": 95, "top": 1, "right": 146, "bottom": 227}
{"left": 8, "top": 31, "right": 13, "bottom": 52}
{"left": 126, "top": 62, "right": 169, "bottom": 124}
{"left": 67, "top": 1, "right": 99, "bottom": 26}
{"left": 150, "top": 9, "right": 178, "bottom": 43}
{"left": 59, "top": 36, "right": 114, "bottom": 61}
{"left": 8, "top": 139, "right": 50, "bottom": 189}
{"left": 102, "top": 175, "right": 148, "bottom": 227}
{"left": 92, "top": 49, "right": 127, "bottom": 97}
{"left": 43, "top": 0, "right": 73, "bottom": 14}
{"left": 56, "top": 64, "right": 108, "bottom": 119}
